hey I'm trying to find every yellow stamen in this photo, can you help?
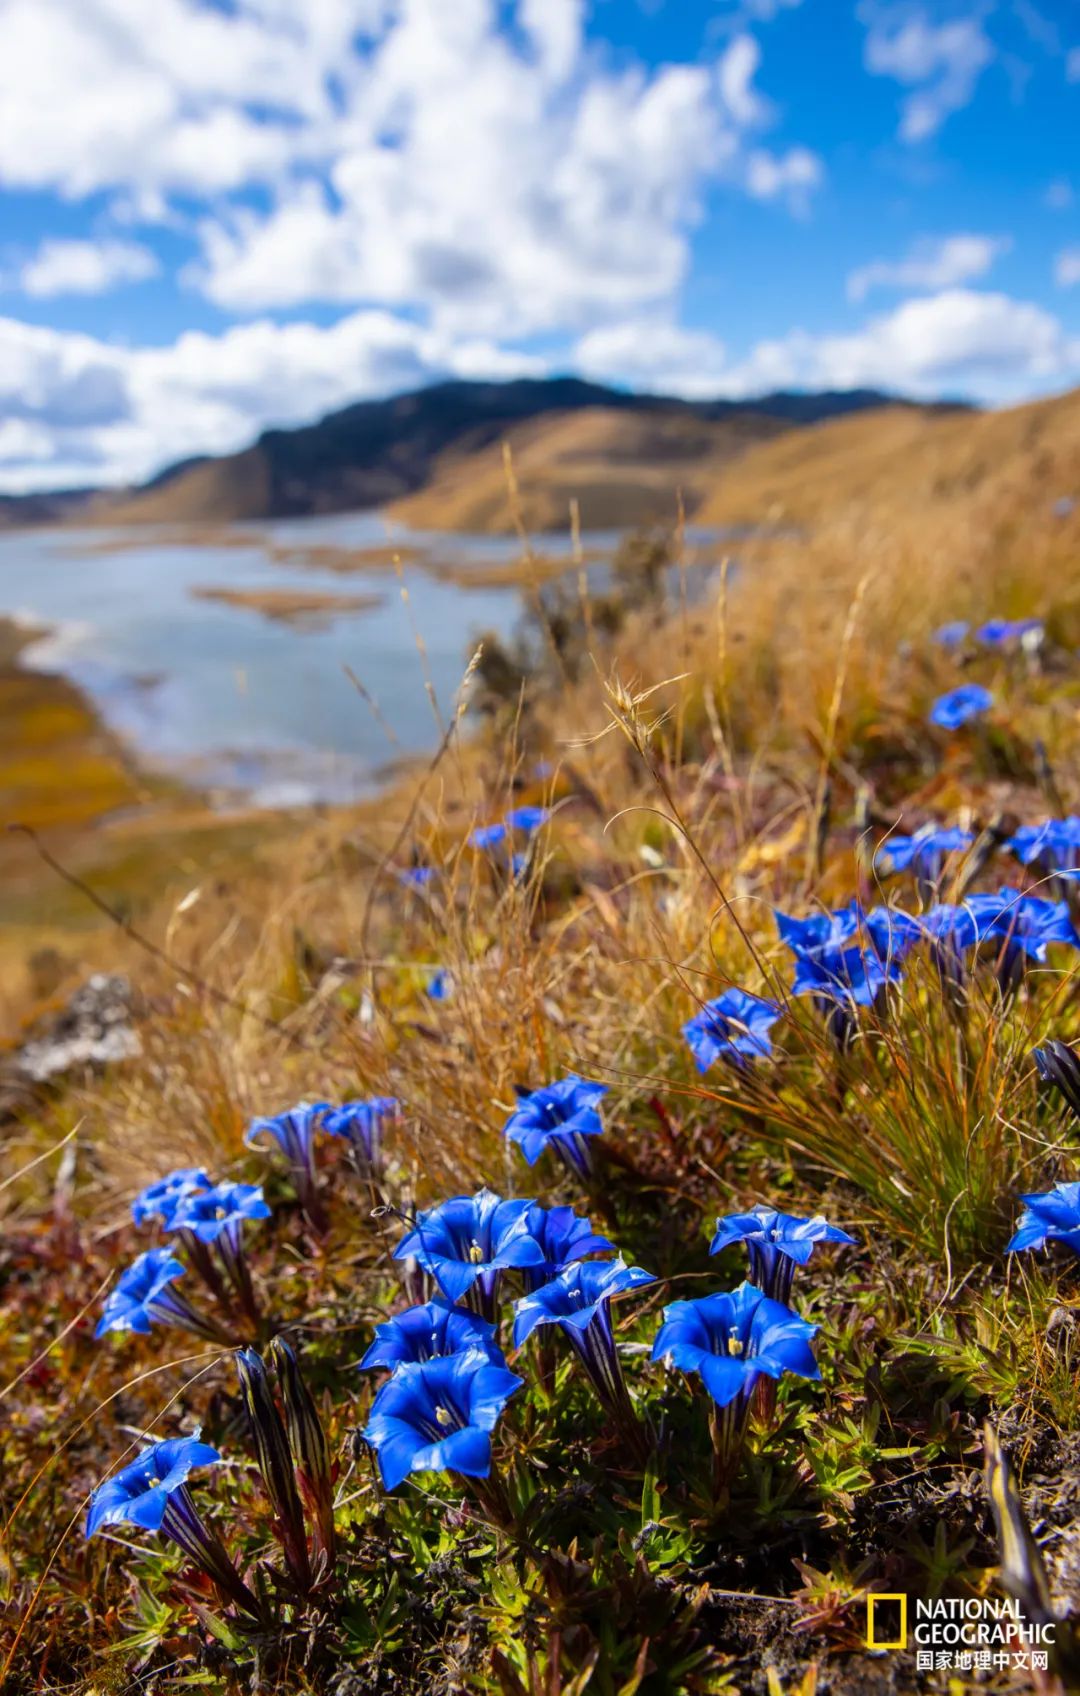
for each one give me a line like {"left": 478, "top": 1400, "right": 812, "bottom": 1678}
{"left": 467, "top": 1242, "right": 484, "bottom": 1263}
{"left": 727, "top": 1327, "right": 744, "bottom": 1357}
{"left": 435, "top": 1406, "right": 452, "bottom": 1426}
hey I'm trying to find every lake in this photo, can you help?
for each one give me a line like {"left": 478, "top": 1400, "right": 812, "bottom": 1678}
{"left": 0, "top": 515, "right": 726, "bottom": 808}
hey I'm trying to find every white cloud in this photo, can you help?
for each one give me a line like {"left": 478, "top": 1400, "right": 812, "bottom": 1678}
{"left": 719, "top": 289, "right": 1077, "bottom": 401}
{"left": 745, "top": 146, "right": 824, "bottom": 209}
{"left": 717, "top": 34, "right": 774, "bottom": 126}
{"left": 1056, "top": 248, "right": 1080, "bottom": 288}
{"left": 861, "top": 5, "right": 994, "bottom": 141}
{"left": 847, "top": 233, "right": 1008, "bottom": 300}
{"left": 0, "top": 310, "right": 546, "bottom": 493}
{"left": 574, "top": 320, "right": 731, "bottom": 399}
{"left": 575, "top": 290, "right": 1079, "bottom": 410}
{"left": 1068, "top": 46, "right": 1080, "bottom": 80}
{"left": 1045, "top": 178, "right": 1074, "bottom": 210}
{"left": 0, "top": 1, "right": 820, "bottom": 339}
{"left": 5, "top": 238, "right": 159, "bottom": 298}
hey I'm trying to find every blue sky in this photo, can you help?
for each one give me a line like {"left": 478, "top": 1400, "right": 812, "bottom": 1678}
{"left": 0, "top": 0, "right": 1077, "bottom": 492}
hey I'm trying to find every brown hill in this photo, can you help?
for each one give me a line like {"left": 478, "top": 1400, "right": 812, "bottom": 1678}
{"left": 386, "top": 405, "right": 789, "bottom": 533}
{"left": 695, "top": 387, "right": 1080, "bottom": 532}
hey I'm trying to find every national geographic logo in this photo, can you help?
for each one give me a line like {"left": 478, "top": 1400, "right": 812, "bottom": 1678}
{"left": 865, "top": 1594, "right": 907, "bottom": 1650}
{"left": 864, "top": 1593, "right": 1056, "bottom": 1676}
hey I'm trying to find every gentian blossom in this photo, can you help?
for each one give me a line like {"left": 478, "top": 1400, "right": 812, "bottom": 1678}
{"left": 96, "top": 1247, "right": 229, "bottom": 1344}
{"left": 1007, "top": 1182, "right": 1080, "bottom": 1255}
{"left": 681, "top": 989, "right": 783, "bottom": 1071}
{"left": 505, "top": 805, "right": 550, "bottom": 834}
{"left": 169, "top": 1182, "right": 271, "bottom": 1244}
{"left": 246, "top": 1102, "right": 330, "bottom": 1231}
{"left": 502, "top": 1075, "right": 609, "bottom": 1180}
{"left": 933, "top": 621, "right": 969, "bottom": 648}
{"left": 236, "top": 1346, "right": 314, "bottom": 1592}
{"left": 169, "top": 1181, "right": 271, "bottom": 1331}
{"left": 131, "top": 1167, "right": 211, "bottom": 1228}
{"left": 360, "top": 1300, "right": 503, "bottom": 1370}
{"left": 398, "top": 865, "right": 436, "bottom": 889}
{"left": 470, "top": 822, "right": 508, "bottom": 851}
{"left": 86, "top": 1435, "right": 261, "bottom": 1618}
{"left": 873, "top": 827, "right": 973, "bottom": 886}
{"left": 520, "top": 1203, "right": 614, "bottom": 1290}
{"left": 1034, "top": 1039, "right": 1080, "bottom": 1124}
{"left": 709, "top": 1206, "right": 856, "bottom": 1304}
{"left": 426, "top": 968, "right": 453, "bottom": 1001}
{"left": 363, "top": 1347, "right": 523, "bottom": 1490}
{"left": 926, "top": 891, "right": 1079, "bottom": 991}
{"left": 977, "top": 617, "right": 1043, "bottom": 648}
{"left": 394, "top": 1188, "right": 546, "bottom": 1316}
{"left": 929, "top": 684, "right": 993, "bottom": 731}
{"left": 652, "top": 1283, "right": 819, "bottom": 1482}
{"left": 323, "top": 1096, "right": 400, "bottom": 1179}
{"left": 513, "top": 1258, "right": 655, "bottom": 1457}
{"left": 1007, "top": 819, "right": 1080, "bottom": 875}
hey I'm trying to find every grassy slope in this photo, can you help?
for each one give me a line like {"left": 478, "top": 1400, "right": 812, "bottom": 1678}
{"left": 4, "top": 385, "right": 1080, "bottom": 1692}
{"left": 387, "top": 405, "right": 789, "bottom": 533}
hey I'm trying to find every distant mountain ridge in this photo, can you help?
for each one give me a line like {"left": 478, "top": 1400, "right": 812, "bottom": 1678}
{"left": 0, "top": 377, "right": 971, "bottom": 530}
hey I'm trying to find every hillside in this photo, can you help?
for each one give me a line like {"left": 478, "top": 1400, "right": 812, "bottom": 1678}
{"left": 0, "top": 376, "right": 954, "bottom": 531}
{"left": 385, "top": 403, "right": 787, "bottom": 532}
{"left": 696, "top": 386, "right": 1080, "bottom": 531}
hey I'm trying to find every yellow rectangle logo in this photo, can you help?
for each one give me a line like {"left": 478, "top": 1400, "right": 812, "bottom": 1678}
{"left": 866, "top": 1593, "right": 907, "bottom": 1650}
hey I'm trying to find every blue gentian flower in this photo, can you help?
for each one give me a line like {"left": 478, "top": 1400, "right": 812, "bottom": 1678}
{"left": 977, "top": 617, "right": 1043, "bottom": 648}
{"left": 323, "top": 1097, "right": 399, "bottom": 1177}
{"left": 1034, "top": 1040, "right": 1080, "bottom": 1123}
{"left": 776, "top": 902, "right": 863, "bottom": 955}
{"left": 394, "top": 1188, "right": 546, "bottom": 1314}
{"left": 778, "top": 903, "right": 914, "bottom": 1044}
{"left": 709, "top": 1206, "right": 856, "bottom": 1303}
{"left": 1007, "top": 1182, "right": 1080, "bottom": 1255}
{"left": 505, "top": 806, "right": 550, "bottom": 834}
{"left": 681, "top": 989, "right": 783, "bottom": 1071}
{"left": 87, "top": 1435, "right": 223, "bottom": 1536}
{"left": 502, "top": 1075, "right": 609, "bottom": 1180}
{"left": 470, "top": 822, "right": 509, "bottom": 850}
{"left": 652, "top": 1282, "right": 819, "bottom": 1408}
{"left": 360, "top": 1300, "right": 502, "bottom": 1370}
{"left": 933, "top": 621, "right": 970, "bottom": 648}
{"left": 788, "top": 941, "right": 898, "bottom": 1008}
{"left": 512, "top": 1258, "right": 655, "bottom": 1456}
{"left": 95, "top": 1248, "right": 228, "bottom": 1344}
{"left": 521, "top": 1203, "right": 614, "bottom": 1290}
{"left": 169, "top": 1182, "right": 271, "bottom": 1245}
{"left": 363, "top": 1348, "right": 523, "bottom": 1490}
{"left": 398, "top": 866, "right": 436, "bottom": 889}
{"left": 929, "top": 684, "right": 993, "bottom": 730}
{"left": 131, "top": 1168, "right": 211, "bottom": 1228}
{"left": 168, "top": 1183, "right": 270, "bottom": 1332}
{"left": 928, "top": 890, "right": 1078, "bottom": 990}
{"left": 86, "top": 1435, "right": 261, "bottom": 1618}
{"left": 1007, "top": 819, "right": 1080, "bottom": 873}
{"left": 873, "top": 827, "right": 974, "bottom": 883}
{"left": 246, "top": 1103, "right": 329, "bottom": 1230}
{"left": 426, "top": 969, "right": 453, "bottom": 1001}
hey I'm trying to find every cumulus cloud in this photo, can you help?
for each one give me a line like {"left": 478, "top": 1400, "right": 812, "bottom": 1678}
{"left": 576, "top": 290, "right": 1080, "bottom": 410}
{"left": 861, "top": 5, "right": 994, "bottom": 141}
{"left": 1056, "top": 248, "right": 1080, "bottom": 287}
{"left": 186, "top": 12, "right": 798, "bottom": 334}
{"left": 4, "top": 239, "right": 159, "bottom": 298}
{"left": 847, "top": 233, "right": 1009, "bottom": 300}
{"left": 0, "top": 0, "right": 821, "bottom": 337}
{"left": 719, "top": 289, "right": 1077, "bottom": 400}
{"left": 0, "top": 310, "right": 545, "bottom": 493}
{"left": 574, "top": 321, "right": 731, "bottom": 399}
{"left": 745, "top": 146, "right": 824, "bottom": 209}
